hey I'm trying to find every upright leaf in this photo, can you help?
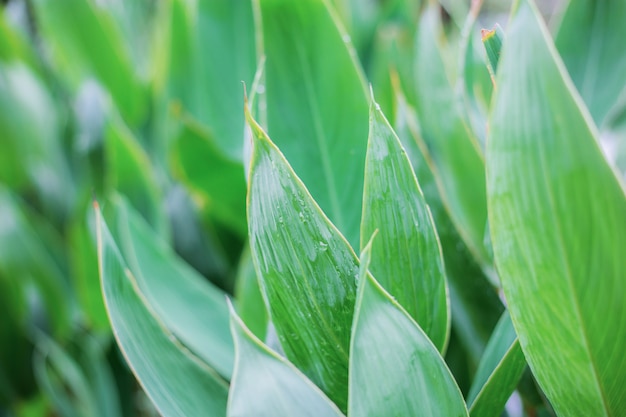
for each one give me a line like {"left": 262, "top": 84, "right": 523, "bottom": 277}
{"left": 348, "top": 238, "right": 468, "bottom": 417}
{"left": 488, "top": 1, "right": 626, "bottom": 415}
{"left": 555, "top": 0, "right": 626, "bottom": 127}
{"left": 227, "top": 305, "right": 345, "bottom": 417}
{"left": 413, "top": 6, "right": 491, "bottom": 272}
{"left": 96, "top": 205, "right": 229, "bottom": 417}
{"left": 361, "top": 92, "right": 449, "bottom": 351}
{"left": 246, "top": 106, "right": 359, "bottom": 412}
{"left": 258, "top": 0, "right": 369, "bottom": 248}
{"left": 109, "top": 197, "right": 234, "bottom": 380}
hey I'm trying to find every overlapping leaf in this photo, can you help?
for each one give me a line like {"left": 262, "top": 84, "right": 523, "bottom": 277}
{"left": 361, "top": 93, "right": 449, "bottom": 351}
{"left": 487, "top": 0, "right": 626, "bottom": 415}
{"left": 246, "top": 105, "right": 358, "bottom": 412}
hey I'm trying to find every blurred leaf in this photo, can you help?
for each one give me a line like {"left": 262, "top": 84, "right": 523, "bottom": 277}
{"left": 259, "top": 0, "right": 369, "bottom": 248}
{"left": 392, "top": 80, "right": 503, "bottom": 365}
{"left": 246, "top": 106, "right": 358, "bottom": 412}
{"left": 234, "top": 245, "right": 268, "bottom": 341}
{"left": 161, "top": 0, "right": 256, "bottom": 160}
{"left": 467, "top": 312, "right": 526, "bottom": 417}
{"left": 170, "top": 114, "right": 247, "bottom": 237}
{"left": 488, "top": 1, "right": 626, "bottom": 415}
{"left": 108, "top": 197, "right": 234, "bottom": 380}
{"left": 555, "top": 0, "right": 626, "bottom": 127}
{"left": 348, "top": 238, "right": 468, "bottom": 417}
{"left": 96, "top": 205, "right": 229, "bottom": 417}
{"left": 106, "top": 117, "right": 166, "bottom": 237}
{"left": 413, "top": 6, "right": 492, "bottom": 274}
{"left": 32, "top": 0, "right": 146, "bottom": 124}
{"left": 0, "top": 12, "right": 38, "bottom": 69}
{"left": 361, "top": 92, "right": 449, "bottom": 351}
{"left": 227, "top": 305, "right": 345, "bottom": 417}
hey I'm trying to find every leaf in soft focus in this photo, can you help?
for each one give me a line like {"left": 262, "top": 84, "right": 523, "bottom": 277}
{"left": 96, "top": 205, "right": 229, "bottom": 417}
{"left": 161, "top": 0, "right": 256, "bottom": 160}
{"left": 488, "top": 0, "right": 626, "bottom": 415}
{"left": 348, "top": 237, "right": 468, "bottom": 417}
{"left": 246, "top": 104, "right": 358, "bottom": 412}
{"left": 0, "top": 63, "right": 74, "bottom": 218}
{"left": 258, "top": 0, "right": 369, "bottom": 248}
{"left": 32, "top": 0, "right": 146, "bottom": 125}
{"left": 392, "top": 80, "right": 503, "bottom": 365}
{"left": 361, "top": 92, "right": 449, "bottom": 351}
{"left": 108, "top": 197, "right": 234, "bottom": 380}
{"left": 170, "top": 114, "right": 247, "bottom": 237}
{"left": 555, "top": 0, "right": 626, "bottom": 127}
{"left": 234, "top": 245, "right": 268, "bottom": 341}
{"left": 0, "top": 186, "right": 70, "bottom": 337}
{"left": 227, "top": 304, "right": 345, "bottom": 417}
{"left": 105, "top": 117, "right": 167, "bottom": 237}
{"left": 413, "top": 6, "right": 492, "bottom": 274}
{"left": 0, "top": 12, "right": 38, "bottom": 70}
{"left": 467, "top": 312, "right": 526, "bottom": 417}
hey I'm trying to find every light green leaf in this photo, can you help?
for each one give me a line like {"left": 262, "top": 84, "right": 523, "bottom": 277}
{"left": 96, "top": 205, "right": 229, "bottom": 417}
{"left": 162, "top": 0, "right": 256, "bottom": 160}
{"left": 487, "top": 1, "right": 626, "bottom": 415}
{"left": 348, "top": 237, "right": 468, "bottom": 417}
{"left": 258, "top": 0, "right": 369, "bottom": 248}
{"left": 467, "top": 312, "right": 526, "bottom": 417}
{"left": 227, "top": 304, "right": 345, "bottom": 417}
{"left": 555, "top": 0, "right": 626, "bottom": 127}
{"left": 413, "top": 5, "right": 492, "bottom": 273}
{"left": 170, "top": 114, "right": 247, "bottom": 237}
{"left": 108, "top": 197, "right": 234, "bottom": 380}
{"left": 32, "top": 0, "right": 146, "bottom": 125}
{"left": 246, "top": 105, "right": 358, "bottom": 412}
{"left": 361, "top": 91, "right": 449, "bottom": 351}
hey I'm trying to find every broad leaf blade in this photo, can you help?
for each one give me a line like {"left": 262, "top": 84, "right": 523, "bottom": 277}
{"left": 413, "top": 6, "right": 491, "bottom": 272}
{"left": 227, "top": 305, "right": 345, "bottom": 417}
{"left": 96, "top": 205, "right": 229, "bottom": 417}
{"left": 348, "top": 239, "right": 468, "bottom": 417}
{"left": 259, "top": 0, "right": 369, "bottom": 248}
{"left": 109, "top": 197, "right": 234, "bottom": 380}
{"left": 246, "top": 107, "right": 358, "bottom": 412}
{"left": 467, "top": 312, "right": 526, "bottom": 417}
{"left": 487, "top": 1, "right": 626, "bottom": 415}
{"left": 555, "top": 0, "right": 626, "bottom": 127}
{"left": 361, "top": 93, "right": 449, "bottom": 351}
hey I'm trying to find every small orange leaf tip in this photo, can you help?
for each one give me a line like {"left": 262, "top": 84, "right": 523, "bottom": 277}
{"left": 481, "top": 28, "right": 496, "bottom": 41}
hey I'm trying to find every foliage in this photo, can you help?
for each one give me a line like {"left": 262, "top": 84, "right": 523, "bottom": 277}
{"left": 1, "top": 0, "right": 625, "bottom": 416}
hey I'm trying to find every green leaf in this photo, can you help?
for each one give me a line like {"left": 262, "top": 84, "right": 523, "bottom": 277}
{"left": 467, "top": 312, "right": 526, "bottom": 417}
{"left": 480, "top": 24, "right": 504, "bottom": 84}
{"left": 361, "top": 91, "right": 449, "bottom": 351}
{"left": 96, "top": 204, "right": 229, "bottom": 417}
{"left": 162, "top": 0, "right": 256, "bottom": 160}
{"left": 348, "top": 237, "right": 468, "bottom": 417}
{"left": 227, "top": 304, "right": 345, "bottom": 417}
{"left": 258, "top": 0, "right": 369, "bottom": 248}
{"left": 487, "top": 1, "right": 626, "bottom": 415}
{"left": 170, "top": 114, "right": 247, "bottom": 237}
{"left": 555, "top": 0, "right": 626, "bottom": 127}
{"left": 246, "top": 105, "right": 358, "bottom": 412}
{"left": 413, "top": 6, "right": 492, "bottom": 273}
{"left": 108, "top": 197, "right": 234, "bottom": 380}
{"left": 32, "top": 0, "right": 146, "bottom": 125}
{"left": 234, "top": 245, "right": 268, "bottom": 341}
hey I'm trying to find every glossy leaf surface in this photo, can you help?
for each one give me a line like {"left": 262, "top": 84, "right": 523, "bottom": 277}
{"left": 259, "top": 0, "right": 369, "bottom": 248}
{"left": 413, "top": 6, "right": 491, "bottom": 270}
{"left": 467, "top": 312, "right": 526, "bottom": 417}
{"left": 361, "top": 94, "right": 449, "bottom": 351}
{"left": 247, "top": 107, "right": 358, "bottom": 412}
{"left": 487, "top": 1, "right": 626, "bottom": 415}
{"left": 348, "top": 240, "right": 468, "bottom": 417}
{"left": 227, "top": 305, "right": 345, "bottom": 417}
{"left": 109, "top": 197, "right": 234, "bottom": 380}
{"left": 96, "top": 206, "right": 229, "bottom": 417}
{"left": 555, "top": 0, "right": 626, "bottom": 127}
